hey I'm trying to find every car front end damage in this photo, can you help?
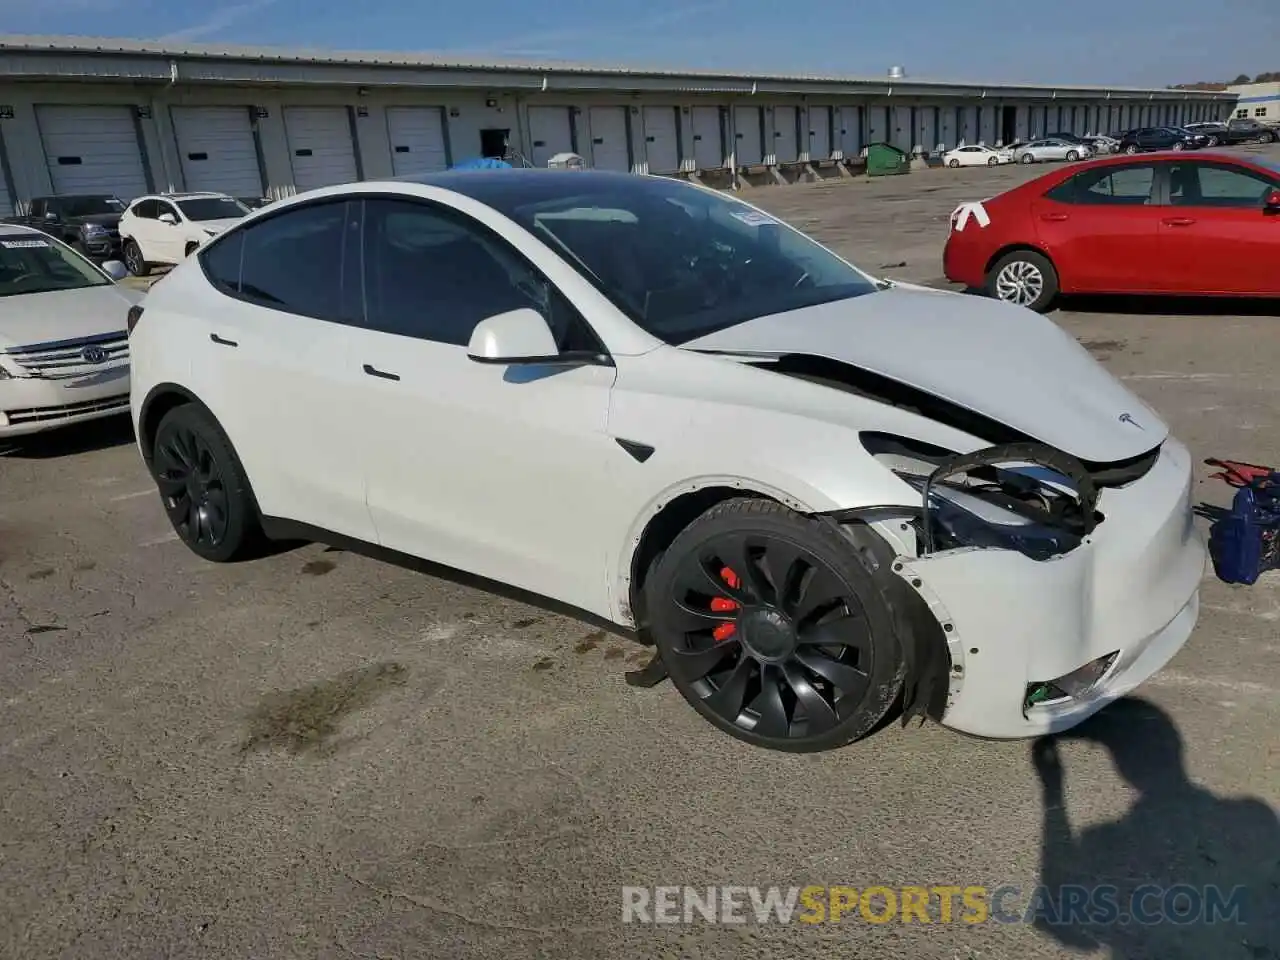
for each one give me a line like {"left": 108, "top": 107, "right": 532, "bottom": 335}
{"left": 830, "top": 432, "right": 1204, "bottom": 739}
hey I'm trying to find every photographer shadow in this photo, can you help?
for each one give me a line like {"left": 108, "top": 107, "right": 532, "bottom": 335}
{"left": 1032, "top": 697, "right": 1279, "bottom": 959}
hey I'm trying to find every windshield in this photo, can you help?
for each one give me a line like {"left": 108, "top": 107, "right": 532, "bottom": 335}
{"left": 0, "top": 234, "right": 111, "bottom": 297}
{"left": 458, "top": 175, "right": 879, "bottom": 344}
{"left": 59, "top": 196, "right": 125, "bottom": 218}
{"left": 177, "top": 197, "right": 250, "bottom": 221}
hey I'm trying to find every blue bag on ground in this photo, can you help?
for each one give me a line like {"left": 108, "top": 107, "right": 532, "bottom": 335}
{"left": 1204, "top": 458, "right": 1280, "bottom": 585}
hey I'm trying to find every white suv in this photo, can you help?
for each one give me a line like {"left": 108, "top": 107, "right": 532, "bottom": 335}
{"left": 118, "top": 193, "right": 249, "bottom": 277}
{"left": 127, "top": 172, "right": 1203, "bottom": 753}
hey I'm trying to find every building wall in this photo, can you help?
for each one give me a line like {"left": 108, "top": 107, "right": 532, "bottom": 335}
{"left": 0, "top": 79, "right": 1233, "bottom": 209}
{"left": 1227, "top": 81, "right": 1280, "bottom": 124}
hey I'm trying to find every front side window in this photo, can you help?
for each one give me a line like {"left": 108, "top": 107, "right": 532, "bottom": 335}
{"left": 177, "top": 197, "right": 250, "bottom": 221}
{"left": 448, "top": 175, "right": 880, "bottom": 345}
{"left": 1046, "top": 164, "right": 1156, "bottom": 205}
{"left": 361, "top": 198, "right": 597, "bottom": 351}
{"left": 202, "top": 200, "right": 360, "bottom": 323}
{"left": 0, "top": 233, "right": 110, "bottom": 297}
{"left": 1168, "top": 162, "right": 1278, "bottom": 207}
{"left": 155, "top": 202, "right": 180, "bottom": 222}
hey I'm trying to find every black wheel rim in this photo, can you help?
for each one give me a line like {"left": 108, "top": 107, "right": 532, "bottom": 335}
{"left": 664, "top": 533, "right": 874, "bottom": 741}
{"left": 154, "top": 425, "right": 230, "bottom": 548}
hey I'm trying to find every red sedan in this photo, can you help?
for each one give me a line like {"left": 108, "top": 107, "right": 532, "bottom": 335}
{"left": 943, "top": 151, "right": 1280, "bottom": 312}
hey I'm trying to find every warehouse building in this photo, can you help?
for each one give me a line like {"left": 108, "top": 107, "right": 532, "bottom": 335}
{"left": 1227, "top": 80, "right": 1280, "bottom": 125}
{"left": 0, "top": 35, "right": 1237, "bottom": 214}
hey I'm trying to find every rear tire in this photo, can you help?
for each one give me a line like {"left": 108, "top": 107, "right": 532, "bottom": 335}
{"left": 1207, "top": 136, "right": 1219, "bottom": 147}
{"left": 149, "top": 404, "right": 264, "bottom": 563}
{"left": 1021, "top": 153, "right": 1034, "bottom": 164}
{"left": 1125, "top": 144, "right": 1140, "bottom": 155}
{"left": 644, "top": 497, "right": 906, "bottom": 753}
{"left": 1066, "top": 150, "right": 1080, "bottom": 161}
{"left": 987, "top": 249, "right": 1059, "bottom": 313}
{"left": 987, "top": 156, "right": 998, "bottom": 166}
{"left": 123, "top": 239, "right": 150, "bottom": 277}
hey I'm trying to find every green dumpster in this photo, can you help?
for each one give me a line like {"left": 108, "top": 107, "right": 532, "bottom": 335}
{"left": 865, "top": 141, "right": 911, "bottom": 177}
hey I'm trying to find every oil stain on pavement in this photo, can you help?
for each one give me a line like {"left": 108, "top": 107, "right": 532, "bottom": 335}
{"left": 240, "top": 661, "right": 408, "bottom": 755}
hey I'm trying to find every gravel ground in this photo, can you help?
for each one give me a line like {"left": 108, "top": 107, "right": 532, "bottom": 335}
{"left": 3, "top": 144, "right": 1279, "bottom": 960}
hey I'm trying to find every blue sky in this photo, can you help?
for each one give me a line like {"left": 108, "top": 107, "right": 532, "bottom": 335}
{"left": 7, "top": 0, "right": 1277, "bottom": 87}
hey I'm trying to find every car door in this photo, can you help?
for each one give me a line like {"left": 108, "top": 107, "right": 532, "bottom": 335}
{"left": 1157, "top": 159, "right": 1280, "bottom": 295}
{"left": 151, "top": 200, "right": 187, "bottom": 263}
{"left": 1032, "top": 161, "right": 1166, "bottom": 293}
{"left": 346, "top": 196, "right": 619, "bottom": 613}
{"left": 191, "top": 198, "right": 379, "bottom": 542}
{"left": 125, "top": 199, "right": 161, "bottom": 254}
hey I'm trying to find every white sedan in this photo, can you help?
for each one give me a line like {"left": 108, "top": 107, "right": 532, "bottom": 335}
{"left": 942, "top": 145, "right": 1014, "bottom": 167}
{"left": 127, "top": 172, "right": 1204, "bottom": 752}
{"left": 0, "top": 224, "right": 139, "bottom": 438}
{"left": 118, "top": 192, "right": 250, "bottom": 277}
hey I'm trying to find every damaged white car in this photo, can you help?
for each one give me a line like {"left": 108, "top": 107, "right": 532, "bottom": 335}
{"left": 129, "top": 171, "right": 1205, "bottom": 752}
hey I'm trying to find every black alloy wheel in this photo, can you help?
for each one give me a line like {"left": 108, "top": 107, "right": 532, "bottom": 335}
{"left": 646, "top": 499, "right": 905, "bottom": 752}
{"left": 151, "top": 404, "right": 261, "bottom": 562}
{"left": 124, "top": 239, "right": 150, "bottom": 277}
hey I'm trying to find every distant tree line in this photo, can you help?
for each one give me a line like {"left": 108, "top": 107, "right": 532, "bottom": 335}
{"left": 1169, "top": 72, "right": 1280, "bottom": 90}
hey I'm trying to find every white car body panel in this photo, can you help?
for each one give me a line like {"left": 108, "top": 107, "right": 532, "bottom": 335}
{"left": 942, "top": 146, "right": 1013, "bottom": 167}
{"left": 128, "top": 173, "right": 1204, "bottom": 740}
{"left": 0, "top": 226, "right": 139, "bottom": 437}
{"left": 119, "top": 194, "right": 247, "bottom": 266}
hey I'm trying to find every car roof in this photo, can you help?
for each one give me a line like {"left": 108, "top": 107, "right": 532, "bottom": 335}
{"left": 387, "top": 168, "right": 702, "bottom": 206}
{"left": 135, "top": 192, "right": 229, "bottom": 201}
{"left": 0, "top": 223, "right": 48, "bottom": 239}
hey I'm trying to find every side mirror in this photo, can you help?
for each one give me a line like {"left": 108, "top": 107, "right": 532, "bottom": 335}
{"left": 467, "top": 308, "right": 562, "bottom": 364}
{"left": 158, "top": 213, "right": 177, "bottom": 225}
{"left": 1265, "top": 190, "right": 1280, "bottom": 212}
{"left": 44, "top": 211, "right": 59, "bottom": 222}
{"left": 101, "top": 260, "right": 128, "bottom": 281}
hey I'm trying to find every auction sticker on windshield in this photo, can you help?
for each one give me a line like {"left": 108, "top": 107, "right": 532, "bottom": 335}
{"left": 1, "top": 239, "right": 51, "bottom": 249}
{"left": 730, "top": 210, "right": 779, "bottom": 227}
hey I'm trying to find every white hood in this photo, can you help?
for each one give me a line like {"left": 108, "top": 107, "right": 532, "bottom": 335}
{"left": 192, "top": 217, "right": 243, "bottom": 234}
{"left": 682, "top": 288, "right": 1166, "bottom": 464}
{"left": 0, "top": 284, "right": 136, "bottom": 350}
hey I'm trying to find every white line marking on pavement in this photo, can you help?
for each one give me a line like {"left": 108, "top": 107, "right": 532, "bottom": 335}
{"left": 138, "top": 532, "right": 179, "bottom": 547}
{"left": 110, "top": 489, "right": 155, "bottom": 502}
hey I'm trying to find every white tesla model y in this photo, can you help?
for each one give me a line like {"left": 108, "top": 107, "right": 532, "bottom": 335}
{"left": 128, "top": 171, "right": 1205, "bottom": 752}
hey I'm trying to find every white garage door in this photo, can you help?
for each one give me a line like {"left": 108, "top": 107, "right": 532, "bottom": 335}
{"left": 690, "top": 106, "right": 722, "bottom": 170}
{"left": 734, "top": 106, "right": 763, "bottom": 166}
{"left": 641, "top": 106, "right": 680, "bottom": 174}
{"left": 170, "top": 106, "right": 262, "bottom": 197}
{"left": 773, "top": 106, "right": 798, "bottom": 163}
{"left": 527, "top": 106, "right": 574, "bottom": 168}
{"left": 386, "top": 106, "right": 448, "bottom": 176}
{"left": 807, "top": 106, "right": 831, "bottom": 160}
{"left": 587, "top": 107, "right": 630, "bottom": 172}
{"left": 283, "top": 107, "right": 358, "bottom": 192}
{"left": 36, "top": 105, "right": 149, "bottom": 200}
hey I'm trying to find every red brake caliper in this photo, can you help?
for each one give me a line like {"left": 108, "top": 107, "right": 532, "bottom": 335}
{"left": 711, "top": 567, "right": 741, "bottom": 642}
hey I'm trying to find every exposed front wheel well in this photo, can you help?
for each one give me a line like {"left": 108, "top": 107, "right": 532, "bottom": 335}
{"left": 628, "top": 486, "right": 774, "bottom": 631}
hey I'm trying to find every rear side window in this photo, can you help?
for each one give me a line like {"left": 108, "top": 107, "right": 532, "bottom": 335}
{"left": 200, "top": 200, "right": 361, "bottom": 324}
{"left": 1046, "top": 164, "right": 1155, "bottom": 205}
{"left": 1168, "top": 162, "right": 1276, "bottom": 208}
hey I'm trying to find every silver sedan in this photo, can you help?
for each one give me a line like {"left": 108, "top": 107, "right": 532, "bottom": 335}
{"left": 1013, "top": 138, "right": 1092, "bottom": 164}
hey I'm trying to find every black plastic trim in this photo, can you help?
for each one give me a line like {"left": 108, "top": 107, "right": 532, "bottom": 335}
{"left": 616, "top": 438, "right": 655, "bottom": 463}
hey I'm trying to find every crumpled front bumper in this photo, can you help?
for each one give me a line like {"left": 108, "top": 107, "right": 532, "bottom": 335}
{"left": 0, "top": 365, "right": 130, "bottom": 438}
{"left": 893, "top": 437, "right": 1205, "bottom": 739}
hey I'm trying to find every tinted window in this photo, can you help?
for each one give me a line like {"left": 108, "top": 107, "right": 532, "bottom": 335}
{"left": 177, "top": 197, "right": 250, "bottom": 221}
{"left": 1168, "top": 162, "right": 1277, "bottom": 207}
{"left": 60, "top": 196, "right": 124, "bottom": 217}
{"left": 207, "top": 200, "right": 360, "bottom": 323}
{"left": 155, "top": 201, "right": 179, "bottom": 221}
{"left": 362, "top": 198, "right": 597, "bottom": 351}
{"left": 132, "top": 199, "right": 158, "bottom": 219}
{"left": 1046, "top": 164, "right": 1155, "bottom": 205}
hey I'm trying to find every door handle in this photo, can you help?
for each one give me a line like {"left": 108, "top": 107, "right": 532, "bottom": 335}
{"left": 362, "top": 363, "right": 401, "bottom": 382}
{"left": 1039, "top": 213, "right": 1070, "bottom": 221}
{"left": 1162, "top": 217, "right": 1197, "bottom": 226}
{"left": 210, "top": 333, "right": 238, "bottom": 347}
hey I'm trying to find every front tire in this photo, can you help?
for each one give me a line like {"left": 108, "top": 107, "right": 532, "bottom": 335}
{"left": 1066, "top": 150, "right": 1080, "bottom": 161}
{"left": 949, "top": 158, "right": 960, "bottom": 168}
{"left": 1207, "top": 136, "right": 1219, "bottom": 147}
{"left": 645, "top": 498, "right": 905, "bottom": 753}
{"left": 150, "top": 404, "right": 263, "bottom": 562}
{"left": 1020, "top": 153, "right": 1035, "bottom": 164}
{"left": 1172, "top": 142, "right": 1185, "bottom": 151}
{"left": 987, "top": 249, "right": 1059, "bottom": 313}
{"left": 1125, "top": 144, "right": 1140, "bottom": 155}
{"left": 987, "top": 156, "right": 998, "bottom": 166}
{"left": 123, "top": 239, "right": 150, "bottom": 277}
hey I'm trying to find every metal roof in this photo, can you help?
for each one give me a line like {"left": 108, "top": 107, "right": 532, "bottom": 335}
{"left": 0, "top": 34, "right": 1236, "bottom": 98}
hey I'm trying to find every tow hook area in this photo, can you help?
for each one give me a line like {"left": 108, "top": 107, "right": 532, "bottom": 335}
{"left": 1024, "top": 651, "right": 1119, "bottom": 710}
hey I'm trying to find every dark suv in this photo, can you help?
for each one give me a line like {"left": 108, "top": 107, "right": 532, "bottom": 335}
{"left": 3, "top": 195, "right": 127, "bottom": 260}
{"left": 1184, "top": 120, "right": 1277, "bottom": 146}
{"left": 1117, "top": 127, "right": 1207, "bottom": 154}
